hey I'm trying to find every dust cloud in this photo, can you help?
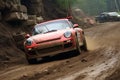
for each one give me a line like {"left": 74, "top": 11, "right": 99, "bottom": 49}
{"left": 85, "top": 36, "right": 98, "bottom": 50}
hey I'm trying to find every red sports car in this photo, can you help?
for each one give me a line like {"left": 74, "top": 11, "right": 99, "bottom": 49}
{"left": 24, "top": 18, "right": 87, "bottom": 64}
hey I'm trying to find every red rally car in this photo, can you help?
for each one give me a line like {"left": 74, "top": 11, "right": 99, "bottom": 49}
{"left": 24, "top": 18, "right": 87, "bottom": 64}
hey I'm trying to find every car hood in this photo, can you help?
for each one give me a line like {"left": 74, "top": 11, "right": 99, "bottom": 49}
{"left": 29, "top": 29, "right": 73, "bottom": 43}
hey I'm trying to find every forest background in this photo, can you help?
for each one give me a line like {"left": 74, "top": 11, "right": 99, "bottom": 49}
{"left": 56, "top": 0, "right": 120, "bottom": 15}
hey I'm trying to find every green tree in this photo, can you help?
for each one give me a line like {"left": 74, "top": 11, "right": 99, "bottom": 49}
{"left": 56, "top": 0, "right": 108, "bottom": 15}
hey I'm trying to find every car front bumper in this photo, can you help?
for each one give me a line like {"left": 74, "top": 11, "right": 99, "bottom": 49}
{"left": 25, "top": 39, "right": 76, "bottom": 59}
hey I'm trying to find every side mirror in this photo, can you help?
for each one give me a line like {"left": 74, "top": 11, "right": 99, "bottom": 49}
{"left": 66, "top": 16, "right": 73, "bottom": 19}
{"left": 73, "top": 24, "right": 79, "bottom": 28}
{"left": 25, "top": 34, "right": 30, "bottom": 38}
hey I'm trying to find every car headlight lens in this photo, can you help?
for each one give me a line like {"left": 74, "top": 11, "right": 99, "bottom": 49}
{"left": 26, "top": 39, "right": 33, "bottom": 46}
{"left": 64, "top": 31, "right": 72, "bottom": 38}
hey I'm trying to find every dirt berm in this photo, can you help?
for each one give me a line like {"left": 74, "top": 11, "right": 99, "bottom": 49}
{"left": 0, "top": 22, "right": 25, "bottom": 70}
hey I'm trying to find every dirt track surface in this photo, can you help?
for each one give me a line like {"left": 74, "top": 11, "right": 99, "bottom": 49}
{"left": 0, "top": 22, "right": 120, "bottom": 80}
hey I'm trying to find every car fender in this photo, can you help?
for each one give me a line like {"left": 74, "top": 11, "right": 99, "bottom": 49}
{"left": 74, "top": 28, "right": 84, "bottom": 46}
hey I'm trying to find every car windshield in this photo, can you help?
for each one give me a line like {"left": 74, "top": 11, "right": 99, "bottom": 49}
{"left": 32, "top": 20, "right": 72, "bottom": 35}
{"left": 108, "top": 12, "right": 119, "bottom": 16}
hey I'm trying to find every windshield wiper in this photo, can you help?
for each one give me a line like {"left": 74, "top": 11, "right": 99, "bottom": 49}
{"left": 44, "top": 30, "right": 57, "bottom": 33}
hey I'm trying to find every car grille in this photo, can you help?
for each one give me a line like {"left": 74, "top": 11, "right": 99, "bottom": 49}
{"left": 64, "top": 43, "right": 72, "bottom": 48}
{"left": 36, "top": 38, "right": 60, "bottom": 44}
{"left": 36, "top": 45, "right": 62, "bottom": 54}
{"left": 28, "top": 50, "right": 36, "bottom": 55}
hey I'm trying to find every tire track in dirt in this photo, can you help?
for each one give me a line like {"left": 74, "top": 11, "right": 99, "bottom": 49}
{"left": 0, "top": 61, "right": 66, "bottom": 80}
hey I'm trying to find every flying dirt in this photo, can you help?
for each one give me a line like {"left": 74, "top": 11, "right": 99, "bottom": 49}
{"left": 0, "top": 22, "right": 120, "bottom": 80}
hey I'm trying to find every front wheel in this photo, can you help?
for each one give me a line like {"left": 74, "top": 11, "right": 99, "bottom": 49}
{"left": 27, "top": 58, "right": 37, "bottom": 64}
{"left": 81, "top": 37, "right": 88, "bottom": 51}
{"left": 75, "top": 38, "right": 81, "bottom": 55}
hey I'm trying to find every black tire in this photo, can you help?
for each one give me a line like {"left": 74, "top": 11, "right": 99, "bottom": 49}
{"left": 75, "top": 38, "right": 81, "bottom": 55}
{"left": 27, "top": 58, "right": 37, "bottom": 64}
{"left": 81, "top": 37, "right": 88, "bottom": 51}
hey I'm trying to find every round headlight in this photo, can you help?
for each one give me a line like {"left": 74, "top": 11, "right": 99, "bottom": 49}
{"left": 64, "top": 31, "right": 72, "bottom": 38}
{"left": 26, "top": 39, "right": 33, "bottom": 46}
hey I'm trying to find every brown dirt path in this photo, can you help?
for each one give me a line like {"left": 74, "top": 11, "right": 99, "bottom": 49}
{"left": 0, "top": 22, "right": 120, "bottom": 80}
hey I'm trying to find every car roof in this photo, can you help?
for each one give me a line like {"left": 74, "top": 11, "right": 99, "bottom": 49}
{"left": 108, "top": 12, "right": 119, "bottom": 15}
{"left": 39, "top": 19, "right": 68, "bottom": 25}
{"left": 101, "top": 12, "right": 119, "bottom": 14}
{"left": 34, "top": 18, "right": 69, "bottom": 28}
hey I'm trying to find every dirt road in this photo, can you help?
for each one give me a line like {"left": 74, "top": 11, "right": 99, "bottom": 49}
{"left": 0, "top": 22, "right": 120, "bottom": 80}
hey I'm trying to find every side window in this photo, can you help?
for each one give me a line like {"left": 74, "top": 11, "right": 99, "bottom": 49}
{"left": 32, "top": 28, "right": 39, "bottom": 35}
{"left": 68, "top": 21, "right": 74, "bottom": 28}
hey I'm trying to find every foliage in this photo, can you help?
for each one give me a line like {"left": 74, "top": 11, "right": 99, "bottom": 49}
{"left": 55, "top": 0, "right": 120, "bottom": 16}
{"left": 55, "top": 0, "right": 75, "bottom": 9}
{"left": 75, "top": 0, "right": 107, "bottom": 15}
